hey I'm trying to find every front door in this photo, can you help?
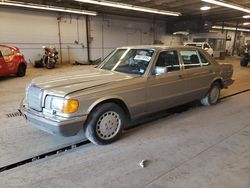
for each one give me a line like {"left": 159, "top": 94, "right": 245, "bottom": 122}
{"left": 146, "top": 50, "right": 187, "bottom": 113}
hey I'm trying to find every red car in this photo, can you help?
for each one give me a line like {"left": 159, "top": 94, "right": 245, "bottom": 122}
{"left": 0, "top": 45, "right": 27, "bottom": 77}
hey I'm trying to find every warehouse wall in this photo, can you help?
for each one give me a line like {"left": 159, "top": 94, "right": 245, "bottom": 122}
{"left": 0, "top": 7, "right": 87, "bottom": 65}
{"left": 0, "top": 7, "right": 181, "bottom": 65}
{"left": 225, "top": 31, "right": 250, "bottom": 55}
{"left": 88, "top": 15, "right": 168, "bottom": 60}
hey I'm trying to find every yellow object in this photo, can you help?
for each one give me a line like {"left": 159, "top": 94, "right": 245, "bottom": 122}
{"left": 62, "top": 99, "right": 79, "bottom": 114}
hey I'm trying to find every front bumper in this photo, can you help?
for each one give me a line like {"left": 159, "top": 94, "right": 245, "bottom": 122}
{"left": 20, "top": 104, "right": 87, "bottom": 137}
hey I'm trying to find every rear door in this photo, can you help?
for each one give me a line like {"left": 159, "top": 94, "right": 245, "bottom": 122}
{"left": 146, "top": 50, "right": 187, "bottom": 113}
{"left": 178, "top": 49, "right": 215, "bottom": 101}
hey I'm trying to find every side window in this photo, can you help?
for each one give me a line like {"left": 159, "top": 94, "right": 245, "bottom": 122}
{"left": 198, "top": 51, "right": 211, "bottom": 66}
{"left": 155, "top": 51, "right": 180, "bottom": 74}
{"left": 180, "top": 50, "right": 201, "bottom": 69}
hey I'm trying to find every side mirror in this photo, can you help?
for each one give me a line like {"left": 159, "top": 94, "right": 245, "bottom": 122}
{"left": 153, "top": 66, "right": 167, "bottom": 76}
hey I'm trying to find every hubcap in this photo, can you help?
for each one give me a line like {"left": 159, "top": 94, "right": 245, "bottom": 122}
{"left": 96, "top": 111, "right": 121, "bottom": 140}
{"left": 210, "top": 86, "right": 220, "bottom": 104}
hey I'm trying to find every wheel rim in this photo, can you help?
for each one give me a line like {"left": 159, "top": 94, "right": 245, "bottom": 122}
{"left": 96, "top": 111, "right": 121, "bottom": 140}
{"left": 210, "top": 86, "right": 220, "bottom": 104}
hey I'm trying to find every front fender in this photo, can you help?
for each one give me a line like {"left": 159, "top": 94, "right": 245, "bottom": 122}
{"left": 87, "top": 95, "right": 130, "bottom": 114}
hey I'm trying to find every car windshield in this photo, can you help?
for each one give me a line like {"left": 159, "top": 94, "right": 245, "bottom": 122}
{"left": 98, "top": 48, "right": 155, "bottom": 75}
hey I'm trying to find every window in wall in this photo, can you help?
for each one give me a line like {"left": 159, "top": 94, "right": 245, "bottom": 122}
{"left": 180, "top": 50, "right": 201, "bottom": 69}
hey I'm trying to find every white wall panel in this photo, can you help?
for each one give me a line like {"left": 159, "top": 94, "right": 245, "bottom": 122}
{"left": 89, "top": 15, "right": 166, "bottom": 60}
{"left": 0, "top": 7, "right": 181, "bottom": 65}
{"left": 0, "top": 7, "right": 87, "bottom": 64}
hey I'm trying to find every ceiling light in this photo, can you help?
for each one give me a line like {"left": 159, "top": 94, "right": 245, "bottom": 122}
{"left": 0, "top": 1, "right": 97, "bottom": 16}
{"left": 243, "top": 22, "right": 250, "bottom": 26}
{"left": 75, "top": 0, "right": 181, "bottom": 16}
{"left": 173, "top": 31, "right": 189, "bottom": 35}
{"left": 200, "top": 6, "right": 211, "bottom": 11}
{"left": 212, "top": 25, "right": 250, "bottom": 32}
{"left": 202, "top": 0, "right": 250, "bottom": 13}
{"left": 243, "top": 15, "right": 250, "bottom": 19}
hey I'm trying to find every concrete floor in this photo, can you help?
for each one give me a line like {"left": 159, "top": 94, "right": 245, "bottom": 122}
{"left": 0, "top": 56, "right": 249, "bottom": 187}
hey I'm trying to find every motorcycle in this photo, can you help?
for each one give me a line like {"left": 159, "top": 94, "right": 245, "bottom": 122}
{"left": 240, "top": 43, "right": 250, "bottom": 67}
{"left": 34, "top": 46, "right": 58, "bottom": 69}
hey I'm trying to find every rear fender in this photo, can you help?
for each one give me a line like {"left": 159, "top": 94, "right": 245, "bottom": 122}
{"left": 210, "top": 77, "right": 224, "bottom": 89}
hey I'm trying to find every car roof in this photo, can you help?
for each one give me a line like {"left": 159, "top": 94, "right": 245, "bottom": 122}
{"left": 117, "top": 45, "right": 204, "bottom": 51}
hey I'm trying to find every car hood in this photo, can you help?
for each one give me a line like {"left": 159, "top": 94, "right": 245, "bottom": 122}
{"left": 31, "top": 67, "right": 134, "bottom": 97}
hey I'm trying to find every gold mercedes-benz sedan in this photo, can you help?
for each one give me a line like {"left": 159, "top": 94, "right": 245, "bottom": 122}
{"left": 21, "top": 45, "right": 234, "bottom": 145}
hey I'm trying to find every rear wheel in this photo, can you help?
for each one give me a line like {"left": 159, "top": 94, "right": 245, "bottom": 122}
{"left": 201, "top": 82, "right": 221, "bottom": 106}
{"left": 84, "top": 103, "right": 126, "bottom": 145}
{"left": 16, "top": 63, "right": 26, "bottom": 77}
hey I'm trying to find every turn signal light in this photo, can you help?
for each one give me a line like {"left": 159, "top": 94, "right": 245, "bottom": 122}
{"left": 62, "top": 99, "right": 79, "bottom": 114}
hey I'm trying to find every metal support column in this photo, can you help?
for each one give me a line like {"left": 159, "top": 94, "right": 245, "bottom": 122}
{"left": 232, "top": 22, "right": 238, "bottom": 56}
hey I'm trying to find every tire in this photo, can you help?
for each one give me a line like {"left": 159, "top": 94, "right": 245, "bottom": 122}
{"left": 84, "top": 103, "right": 126, "bottom": 145}
{"left": 200, "top": 82, "right": 221, "bottom": 106}
{"left": 46, "top": 59, "right": 55, "bottom": 69}
{"left": 46, "top": 64, "right": 53, "bottom": 69}
{"left": 16, "top": 63, "right": 26, "bottom": 77}
{"left": 240, "top": 58, "right": 248, "bottom": 67}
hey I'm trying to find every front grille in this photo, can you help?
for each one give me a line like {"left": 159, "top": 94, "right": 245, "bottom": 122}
{"left": 28, "top": 85, "right": 43, "bottom": 111}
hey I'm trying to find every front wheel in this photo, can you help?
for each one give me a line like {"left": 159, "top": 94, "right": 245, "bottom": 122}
{"left": 46, "top": 60, "right": 55, "bottom": 69}
{"left": 201, "top": 83, "right": 221, "bottom": 106}
{"left": 84, "top": 103, "right": 126, "bottom": 145}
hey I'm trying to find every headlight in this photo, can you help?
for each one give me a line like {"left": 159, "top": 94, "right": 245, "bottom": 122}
{"left": 45, "top": 96, "right": 79, "bottom": 114}
{"left": 51, "top": 97, "right": 64, "bottom": 111}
